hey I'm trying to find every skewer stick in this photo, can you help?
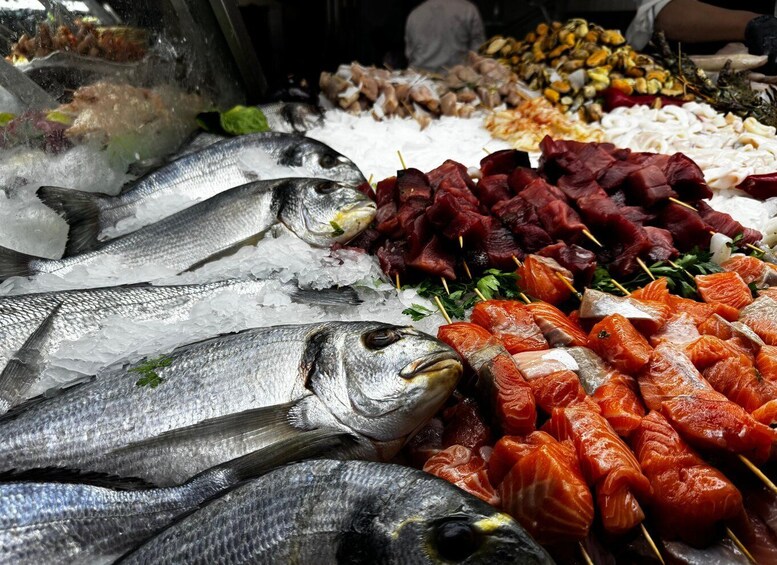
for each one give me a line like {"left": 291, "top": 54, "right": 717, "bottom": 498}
{"left": 669, "top": 197, "right": 696, "bottom": 210}
{"left": 474, "top": 288, "right": 487, "bottom": 302}
{"left": 512, "top": 255, "right": 523, "bottom": 268}
{"left": 726, "top": 527, "right": 758, "bottom": 565}
{"left": 397, "top": 150, "right": 407, "bottom": 170}
{"left": 556, "top": 272, "right": 582, "bottom": 300}
{"left": 746, "top": 243, "right": 764, "bottom": 253}
{"left": 519, "top": 293, "right": 531, "bottom": 304}
{"left": 581, "top": 228, "right": 603, "bottom": 248}
{"left": 578, "top": 542, "right": 594, "bottom": 565}
{"left": 482, "top": 147, "right": 491, "bottom": 155}
{"left": 459, "top": 235, "right": 464, "bottom": 249}
{"left": 462, "top": 260, "right": 473, "bottom": 280}
{"left": 640, "top": 524, "right": 665, "bottom": 565}
{"left": 738, "top": 454, "right": 777, "bottom": 495}
{"left": 367, "top": 174, "right": 374, "bottom": 185}
{"left": 395, "top": 273, "right": 401, "bottom": 290}
{"left": 668, "top": 260, "right": 696, "bottom": 282}
{"left": 441, "top": 277, "right": 451, "bottom": 296}
{"left": 636, "top": 257, "right": 656, "bottom": 281}
{"left": 611, "top": 279, "right": 631, "bottom": 296}
{"left": 433, "top": 295, "right": 452, "bottom": 325}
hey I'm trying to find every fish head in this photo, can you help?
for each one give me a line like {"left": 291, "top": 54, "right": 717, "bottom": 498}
{"left": 281, "top": 179, "right": 376, "bottom": 246}
{"left": 308, "top": 322, "right": 461, "bottom": 455}
{"left": 347, "top": 475, "right": 551, "bottom": 564}
{"left": 286, "top": 138, "right": 366, "bottom": 185}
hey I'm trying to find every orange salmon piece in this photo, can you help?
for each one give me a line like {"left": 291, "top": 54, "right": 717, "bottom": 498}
{"left": 588, "top": 314, "right": 652, "bottom": 374}
{"left": 591, "top": 373, "right": 646, "bottom": 438}
{"left": 516, "top": 255, "right": 572, "bottom": 305}
{"left": 579, "top": 289, "right": 671, "bottom": 335}
{"left": 437, "top": 322, "right": 502, "bottom": 372}
{"left": 684, "top": 335, "right": 739, "bottom": 371}
{"left": 630, "top": 277, "right": 671, "bottom": 303}
{"left": 667, "top": 295, "right": 716, "bottom": 325}
{"left": 740, "top": 296, "right": 777, "bottom": 346}
{"left": 649, "top": 312, "right": 701, "bottom": 347}
{"left": 722, "top": 255, "right": 768, "bottom": 284}
{"left": 631, "top": 411, "right": 743, "bottom": 546}
{"left": 471, "top": 300, "right": 548, "bottom": 354}
{"left": 703, "top": 356, "right": 777, "bottom": 413}
{"left": 527, "top": 370, "right": 600, "bottom": 415}
{"left": 477, "top": 353, "right": 537, "bottom": 435}
{"left": 526, "top": 301, "right": 588, "bottom": 347}
{"left": 756, "top": 345, "right": 777, "bottom": 382}
{"left": 698, "top": 313, "right": 734, "bottom": 339}
{"left": 758, "top": 287, "right": 777, "bottom": 301}
{"left": 423, "top": 445, "right": 500, "bottom": 506}
{"left": 695, "top": 272, "right": 754, "bottom": 310}
{"left": 546, "top": 406, "right": 652, "bottom": 534}
{"left": 493, "top": 432, "right": 595, "bottom": 543}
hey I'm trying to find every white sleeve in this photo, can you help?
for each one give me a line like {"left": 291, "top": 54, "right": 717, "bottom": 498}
{"left": 626, "top": 0, "right": 674, "bottom": 50}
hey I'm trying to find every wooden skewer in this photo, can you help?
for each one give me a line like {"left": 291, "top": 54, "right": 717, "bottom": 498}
{"left": 519, "top": 292, "right": 531, "bottom": 304}
{"left": 482, "top": 147, "right": 491, "bottom": 155}
{"left": 726, "top": 527, "right": 758, "bottom": 565}
{"left": 640, "top": 524, "right": 665, "bottom": 565}
{"left": 474, "top": 288, "right": 487, "bottom": 302}
{"left": 395, "top": 273, "right": 401, "bottom": 291}
{"left": 556, "top": 272, "right": 582, "bottom": 300}
{"left": 579, "top": 542, "right": 594, "bottom": 565}
{"left": 636, "top": 257, "right": 656, "bottom": 281}
{"left": 367, "top": 173, "right": 374, "bottom": 185}
{"left": 611, "top": 279, "right": 631, "bottom": 296}
{"left": 668, "top": 259, "right": 696, "bottom": 282}
{"left": 462, "top": 260, "right": 473, "bottom": 280}
{"left": 433, "top": 295, "right": 452, "bottom": 324}
{"left": 441, "top": 277, "right": 451, "bottom": 296}
{"left": 459, "top": 235, "right": 464, "bottom": 249}
{"left": 746, "top": 243, "right": 764, "bottom": 253}
{"left": 581, "top": 228, "right": 603, "bottom": 248}
{"left": 669, "top": 197, "right": 697, "bottom": 210}
{"left": 512, "top": 255, "right": 523, "bottom": 268}
{"left": 738, "top": 454, "right": 777, "bottom": 495}
{"left": 397, "top": 150, "right": 407, "bottom": 170}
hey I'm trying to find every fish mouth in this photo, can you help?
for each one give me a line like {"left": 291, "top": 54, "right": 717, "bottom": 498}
{"left": 303, "top": 201, "right": 376, "bottom": 239}
{"left": 400, "top": 351, "right": 463, "bottom": 380}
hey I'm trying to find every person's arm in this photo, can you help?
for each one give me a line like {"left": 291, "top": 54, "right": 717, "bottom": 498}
{"left": 468, "top": 5, "right": 486, "bottom": 51}
{"left": 654, "top": 0, "right": 758, "bottom": 43}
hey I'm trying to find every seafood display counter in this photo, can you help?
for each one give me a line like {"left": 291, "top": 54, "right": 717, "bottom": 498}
{"left": 5, "top": 8, "right": 777, "bottom": 565}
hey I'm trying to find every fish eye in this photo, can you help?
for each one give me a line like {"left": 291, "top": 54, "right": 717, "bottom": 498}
{"left": 363, "top": 328, "right": 402, "bottom": 349}
{"left": 319, "top": 153, "right": 338, "bottom": 169}
{"left": 434, "top": 519, "right": 481, "bottom": 562}
{"left": 315, "top": 182, "right": 338, "bottom": 195}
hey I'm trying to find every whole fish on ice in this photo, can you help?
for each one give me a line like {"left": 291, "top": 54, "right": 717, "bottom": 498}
{"left": 37, "top": 132, "right": 366, "bottom": 252}
{"left": 0, "top": 178, "right": 376, "bottom": 285}
{"left": 0, "top": 321, "right": 461, "bottom": 485}
{"left": 0, "top": 432, "right": 348, "bottom": 565}
{"left": 0, "top": 278, "right": 360, "bottom": 413}
{"left": 117, "top": 460, "right": 554, "bottom": 565}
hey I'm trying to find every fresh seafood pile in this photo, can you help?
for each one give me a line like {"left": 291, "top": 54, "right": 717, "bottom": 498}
{"left": 485, "top": 96, "right": 604, "bottom": 152}
{"left": 482, "top": 19, "right": 684, "bottom": 114}
{"left": 319, "top": 53, "right": 528, "bottom": 128}
{"left": 354, "top": 138, "right": 759, "bottom": 288}
{"left": 9, "top": 21, "right": 147, "bottom": 63}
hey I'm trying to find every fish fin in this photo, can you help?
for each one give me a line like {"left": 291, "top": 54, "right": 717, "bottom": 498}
{"left": 0, "top": 467, "right": 156, "bottom": 490}
{"left": 0, "top": 302, "right": 62, "bottom": 414}
{"left": 0, "top": 245, "right": 39, "bottom": 281}
{"left": 35, "top": 186, "right": 108, "bottom": 255}
{"left": 290, "top": 285, "right": 362, "bottom": 306}
{"left": 209, "top": 427, "right": 356, "bottom": 483}
{"left": 111, "top": 402, "right": 303, "bottom": 456}
{"left": 183, "top": 232, "right": 266, "bottom": 273}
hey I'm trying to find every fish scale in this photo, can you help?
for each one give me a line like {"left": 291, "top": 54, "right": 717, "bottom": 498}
{"left": 0, "top": 322, "right": 461, "bottom": 486}
{"left": 118, "top": 460, "right": 554, "bottom": 564}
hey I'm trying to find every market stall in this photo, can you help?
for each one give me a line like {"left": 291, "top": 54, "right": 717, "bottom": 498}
{"left": 4, "top": 3, "right": 777, "bottom": 563}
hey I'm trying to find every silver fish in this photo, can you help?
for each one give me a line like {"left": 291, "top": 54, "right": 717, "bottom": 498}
{"left": 0, "top": 178, "right": 376, "bottom": 284}
{"left": 0, "top": 322, "right": 461, "bottom": 485}
{"left": 259, "top": 101, "right": 324, "bottom": 133}
{"left": 0, "top": 431, "right": 349, "bottom": 565}
{"left": 0, "top": 278, "right": 360, "bottom": 413}
{"left": 37, "top": 132, "right": 367, "bottom": 254}
{"left": 117, "top": 459, "right": 553, "bottom": 565}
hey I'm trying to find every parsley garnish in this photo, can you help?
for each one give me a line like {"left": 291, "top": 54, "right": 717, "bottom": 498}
{"left": 132, "top": 355, "right": 173, "bottom": 389}
{"left": 402, "top": 303, "right": 434, "bottom": 321}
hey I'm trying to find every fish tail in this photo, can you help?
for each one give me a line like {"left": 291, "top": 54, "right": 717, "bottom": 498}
{"left": 0, "top": 245, "right": 37, "bottom": 281}
{"left": 291, "top": 285, "right": 362, "bottom": 306}
{"left": 36, "top": 186, "right": 107, "bottom": 256}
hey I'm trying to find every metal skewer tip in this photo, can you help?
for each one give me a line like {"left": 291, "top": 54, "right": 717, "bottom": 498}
{"left": 611, "top": 278, "right": 631, "bottom": 296}
{"left": 738, "top": 454, "right": 777, "bottom": 495}
{"left": 726, "top": 527, "right": 758, "bottom": 565}
{"left": 640, "top": 524, "right": 665, "bottom": 565}
{"left": 433, "top": 295, "right": 452, "bottom": 325}
{"left": 581, "top": 228, "right": 603, "bottom": 248}
{"left": 474, "top": 288, "right": 487, "bottom": 302}
{"left": 555, "top": 272, "right": 582, "bottom": 300}
{"left": 462, "top": 260, "right": 473, "bottom": 280}
{"left": 441, "top": 277, "right": 451, "bottom": 296}
{"left": 579, "top": 542, "right": 594, "bottom": 565}
{"left": 669, "top": 197, "right": 697, "bottom": 211}
{"left": 397, "top": 150, "right": 407, "bottom": 170}
{"left": 636, "top": 257, "right": 656, "bottom": 281}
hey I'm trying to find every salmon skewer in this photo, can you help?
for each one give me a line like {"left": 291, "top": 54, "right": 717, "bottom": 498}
{"left": 516, "top": 255, "right": 574, "bottom": 305}
{"left": 471, "top": 299, "right": 549, "bottom": 354}
{"left": 489, "top": 432, "right": 595, "bottom": 544}
{"left": 423, "top": 444, "right": 500, "bottom": 506}
{"left": 631, "top": 411, "right": 743, "bottom": 546}
{"left": 525, "top": 301, "right": 588, "bottom": 347}
{"left": 587, "top": 313, "right": 653, "bottom": 374}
